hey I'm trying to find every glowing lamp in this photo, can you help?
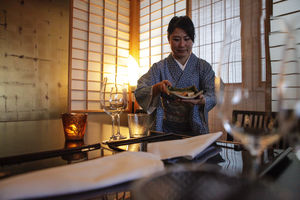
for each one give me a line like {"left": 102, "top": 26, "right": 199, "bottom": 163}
{"left": 127, "top": 55, "right": 139, "bottom": 89}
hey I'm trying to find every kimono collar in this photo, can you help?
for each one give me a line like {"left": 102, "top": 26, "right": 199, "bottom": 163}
{"left": 165, "top": 53, "right": 198, "bottom": 87}
{"left": 171, "top": 53, "right": 192, "bottom": 71}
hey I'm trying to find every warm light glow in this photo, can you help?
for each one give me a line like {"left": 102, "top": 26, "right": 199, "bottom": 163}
{"left": 66, "top": 124, "right": 78, "bottom": 136}
{"left": 127, "top": 55, "right": 139, "bottom": 87}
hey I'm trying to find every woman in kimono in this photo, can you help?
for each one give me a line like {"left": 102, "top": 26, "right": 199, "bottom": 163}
{"left": 135, "top": 16, "right": 216, "bottom": 136}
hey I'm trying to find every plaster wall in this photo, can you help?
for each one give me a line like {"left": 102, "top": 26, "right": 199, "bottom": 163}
{"left": 0, "top": 0, "right": 69, "bottom": 121}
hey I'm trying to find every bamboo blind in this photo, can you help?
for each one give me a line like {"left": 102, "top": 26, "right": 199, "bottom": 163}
{"left": 69, "top": 0, "right": 130, "bottom": 112}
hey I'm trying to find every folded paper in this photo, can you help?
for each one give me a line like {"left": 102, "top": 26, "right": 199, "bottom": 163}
{"left": 0, "top": 151, "right": 164, "bottom": 200}
{"left": 147, "top": 132, "right": 223, "bottom": 160}
{"left": 0, "top": 132, "right": 222, "bottom": 199}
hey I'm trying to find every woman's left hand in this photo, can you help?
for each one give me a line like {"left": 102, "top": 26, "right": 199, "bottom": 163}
{"left": 178, "top": 94, "right": 205, "bottom": 105}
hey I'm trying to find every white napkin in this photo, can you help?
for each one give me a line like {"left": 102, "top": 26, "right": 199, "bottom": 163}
{"left": 147, "top": 132, "right": 223, "bottom": 160}
{"left": 0, "top": 151, "right": 164, "bottom": 200}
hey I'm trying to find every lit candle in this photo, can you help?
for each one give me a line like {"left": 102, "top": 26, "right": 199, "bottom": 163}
{"left": 65, "top": 124, "right": 78, "bottom": 136}
{"left": 61, "top": 113, "right": 87, "bottom": 140}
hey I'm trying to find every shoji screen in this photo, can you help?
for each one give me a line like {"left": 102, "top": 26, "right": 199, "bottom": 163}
{"left": 191, "top": 0, "right": 241, "bottom": 84}
{"left": 260, "top": 0, "right": 267, "bottom": 82}
{"left": 69, "top": 0, "right": 130, "bottom": 112}
{"left": 270, "top": 0, "right": 300, "bottom": 111}
{"left": 139, "top": 0, "right": 186, "bottom": 73}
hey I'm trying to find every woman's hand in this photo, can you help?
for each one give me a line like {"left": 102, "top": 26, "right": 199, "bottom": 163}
{"left": 179, "top": 94, "right": 206, "bottom": 105}
{"left": 152, "top": 80, "right": 172, "bottom": 96}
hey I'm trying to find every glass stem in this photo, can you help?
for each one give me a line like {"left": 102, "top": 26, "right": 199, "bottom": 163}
{"left": 116, "top": 113, "right": 126, "bottom": 139}
{"left": 116, "top": 114, "right": 121, "bottom": 136}
{"left": 110, "top": 115, "right": 116, "bottom": 140}
{"left": 250, "top": 153, "right": 262, "bottom": 179}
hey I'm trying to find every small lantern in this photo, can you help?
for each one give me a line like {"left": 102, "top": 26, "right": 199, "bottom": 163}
{"left": 61, "top": 113, "right": 87, "bottom": 140}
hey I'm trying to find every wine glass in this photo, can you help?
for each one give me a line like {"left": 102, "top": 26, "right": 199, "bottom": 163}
{"left": 100, "top": 77, "right": 128, "bottom": 140}
{"left": 215, "top": 17, "right": 299, "bottom": 177}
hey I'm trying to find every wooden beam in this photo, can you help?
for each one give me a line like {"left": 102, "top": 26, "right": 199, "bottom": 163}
{"left": 129, "top": 0, "right": 140, "bottom": 62}
{"left": 265, "top": 0, "right": 272, "bottom": 112}
{"left": 186, "top": 0, "right": 191, "bottom": 18}
{"left": 129, "top": 0, "right": 140, "bottom": 113}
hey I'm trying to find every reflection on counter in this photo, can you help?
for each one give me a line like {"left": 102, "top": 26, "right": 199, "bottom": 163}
{"left": 127, "top": 143, "right": 147, "bottom": 152}
{"left": 61, "top": 140, "right": 88, "bottom": 163}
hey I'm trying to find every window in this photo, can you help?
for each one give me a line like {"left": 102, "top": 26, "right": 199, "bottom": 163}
{"left": 260, "top": 0, "right": 266, "bottom": 82}
{"left": 270, "top": 0, "right": 300, "bottom": 111}
{"left": 139, "top": 0, "right": 186, "bottom": 74}
{"left": 69, "top": 0, "right": 130, "bottom": 112}
{"left": 139, "top": 0, "right": 244, "bottom": 83}
{"left": 191, "top": 0, "right": 242, "bottom": 83}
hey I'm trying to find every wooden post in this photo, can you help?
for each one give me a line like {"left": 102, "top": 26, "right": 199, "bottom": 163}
{"left": 129, "top": 0, "right": 140, "bottom": 113}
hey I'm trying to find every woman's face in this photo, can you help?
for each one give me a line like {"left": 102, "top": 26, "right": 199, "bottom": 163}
{"left": 169, "top": 28, "right": 193, "bottom": 61}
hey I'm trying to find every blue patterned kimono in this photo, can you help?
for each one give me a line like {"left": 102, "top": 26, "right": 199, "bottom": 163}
{"left": 135, "top": 53, "right": 216, "bottom": 136}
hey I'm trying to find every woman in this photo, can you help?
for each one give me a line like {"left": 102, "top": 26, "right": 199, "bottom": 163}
{"left": 135, "top": 16, "right": 216, "bottom": 136}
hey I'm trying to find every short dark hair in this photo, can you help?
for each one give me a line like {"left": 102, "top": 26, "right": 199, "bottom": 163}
{"left": 167, "top": 16, "right": 195, "bottom": 43}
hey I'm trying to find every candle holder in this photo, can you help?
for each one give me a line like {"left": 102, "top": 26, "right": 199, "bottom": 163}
{"left": 61, "top": 113, "right": 87, "bottom": 140}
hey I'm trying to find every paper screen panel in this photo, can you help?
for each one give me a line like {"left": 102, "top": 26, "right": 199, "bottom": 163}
{"left": 139, "top": 0, "right": 186, "bottom": 70}
{"left": 192, "top": 0, "right": 242, "bottom": 83}
{"left": 70, "top": 0, "right": 130, "bottom": 112}
{"left": 270, "top": 0, "right": 300, "bottom": 111}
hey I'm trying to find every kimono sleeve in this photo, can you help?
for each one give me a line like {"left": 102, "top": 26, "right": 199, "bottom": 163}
{"left": 134, "top": 66, "right": 161, "bottom": 114}
{"left": 199, "top": 60, "right": 217, "bottom": 125}
{"left": 202, "top": 61, "right": 217, "bottom": 112}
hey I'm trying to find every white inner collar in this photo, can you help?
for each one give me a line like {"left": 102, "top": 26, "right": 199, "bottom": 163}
{"left": 172, "top": 53, "right": 191, "bottom": 71}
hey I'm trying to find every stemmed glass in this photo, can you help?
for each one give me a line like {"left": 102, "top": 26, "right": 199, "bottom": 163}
{"left": 100, "top": 77, "right": 128, "bottom": 140}
{"left": 215, "top": 17, "right": 299, "bottom": 177}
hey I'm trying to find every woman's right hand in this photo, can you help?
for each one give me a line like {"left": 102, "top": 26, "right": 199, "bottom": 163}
{"left": 152, "top": 80, "right": 172, "bottom": 96}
